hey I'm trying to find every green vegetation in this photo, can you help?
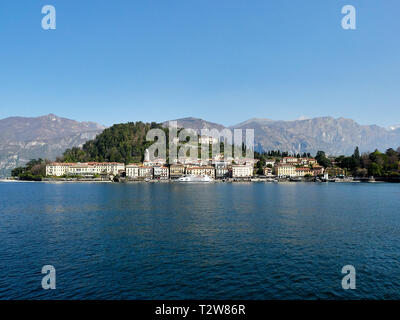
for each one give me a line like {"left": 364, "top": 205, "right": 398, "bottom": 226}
{"left": 334, "top": 147, "right": 400, "bottom": 177}
{"left": 315, "top": 151, "right": 331, "bottom": 168}
{"left": 254, "top": 146, "right": 400, "bottom": 178}
{"left": 11, "top": 159, "right": 48, "bottom": 181}
{"left": 62, "top": 121, "right": 237, "bottom": 164}
{"left": 62, "top": 122, "right": 162, "bottom": 164}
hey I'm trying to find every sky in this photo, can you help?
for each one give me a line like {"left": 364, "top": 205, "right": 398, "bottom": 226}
{"left": 0, "top": 0, "right": 399, "bottom": 127}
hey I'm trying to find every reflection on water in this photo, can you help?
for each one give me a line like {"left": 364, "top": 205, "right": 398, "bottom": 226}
{"left": 1, "top": 182, "right": 400, "bottom": 299}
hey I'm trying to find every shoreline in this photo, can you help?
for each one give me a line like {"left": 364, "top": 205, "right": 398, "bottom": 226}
{"left": 0, "top": 178, "right": 386, "bottom": 184}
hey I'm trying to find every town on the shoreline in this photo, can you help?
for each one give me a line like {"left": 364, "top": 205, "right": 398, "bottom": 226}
{"left": 44, "top": 152, "right": 335, "bottom": 182}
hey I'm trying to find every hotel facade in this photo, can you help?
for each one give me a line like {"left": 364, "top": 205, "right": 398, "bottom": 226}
{"left": 46, "top": 162, "right": 125, "bottom": 177}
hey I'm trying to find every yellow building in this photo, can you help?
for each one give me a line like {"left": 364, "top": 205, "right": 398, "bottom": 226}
{"left": 295, "top": 167, "right": 313, "bottom": 177}
{"left": 169, "top": 164, "right": 185, "bottom": 178}
{"left": 186, "top": 166, "right": 215, "bottom": 178}
{"left": 274, "top": 164, "right": 296, "bottom": 177}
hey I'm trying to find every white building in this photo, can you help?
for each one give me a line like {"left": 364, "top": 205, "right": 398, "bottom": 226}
{"left": 46, "top": 163, "right": 74, "bottom": 176}
{"left": 232, "top": 165, "right": 253, "bottom": 178}
{"left": 46, "top": 162, "right": 125, "bottom": 177}
{"left": 88, "top": 162, "right": 125, "bottom": 175}
{"left": 199, "top": 136, "right": 219, "bottom": 145}
{"left": 143, "top": 158, "right": 167, "bottom": 167}
{"left": 281, "top": 157, "right": 299, "bottom": 164}
{"left": 265, "top": 159, "right": 276, "bottom": 167}
{"left": 138, "top": 166, "right": 153, "bottom": 179}
{"left": 153, "top": 166, "right": 169, "bottom": 180}
{"left": 68, "top": 163, "right": 97, "bottom": 176}
{"left": 234, "top": 158, "right": 258, "bottom": 166}
{"left": 216, "top": 167, "right": 230, "bottom": 179}
{"left": 126, "top": 164, "right": 140, "bottom": 179}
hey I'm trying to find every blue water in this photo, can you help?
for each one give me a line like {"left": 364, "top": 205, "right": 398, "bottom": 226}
{"left": 1, "top": 181, "right": 400, "bottom": 299}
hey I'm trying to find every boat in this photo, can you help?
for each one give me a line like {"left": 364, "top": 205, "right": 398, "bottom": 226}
{"left": 176, "top": 174, "right": 213, "bottom": 182}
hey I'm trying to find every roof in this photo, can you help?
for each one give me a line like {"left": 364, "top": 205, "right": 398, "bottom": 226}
{"left": 49, "top": 162, "right": 124, "bottom": 166}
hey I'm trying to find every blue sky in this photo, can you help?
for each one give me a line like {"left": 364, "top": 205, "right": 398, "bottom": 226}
{"left": 0, "top": 0, "right": 399, "bottom": 127}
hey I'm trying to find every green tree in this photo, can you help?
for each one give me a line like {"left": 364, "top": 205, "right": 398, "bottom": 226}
{"left": 315, "top": 151, "right": 331, "bottom": 168}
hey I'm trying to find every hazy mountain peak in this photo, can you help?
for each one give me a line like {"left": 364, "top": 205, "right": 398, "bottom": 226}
{"left": 389, "top": 124, "right": 400, "bottom": 131}
{"left": 231, "top": 118, "right": 274, "bottom": 128}
{"left": 297, "top": 115, "right": 310, "bottom": 121}
{"left": 162, "top": 117, "right": 226, "bottom": 132}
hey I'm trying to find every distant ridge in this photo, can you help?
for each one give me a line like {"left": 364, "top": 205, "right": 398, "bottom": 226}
{"left": 164, "top": 116, "right": 400, "bottom": 156}
{"left": 2, "top": 113, "right": 400, "bottom": 176}
{"left": 0, "top": 114, "right": 105, "bottom": 176}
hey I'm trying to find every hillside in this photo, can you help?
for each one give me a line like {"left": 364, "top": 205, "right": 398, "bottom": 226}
{"left": 62, "top": 122, "right": 162, "bottom": 164}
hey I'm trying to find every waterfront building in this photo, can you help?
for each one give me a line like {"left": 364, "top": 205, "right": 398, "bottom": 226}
{"left": 311, "top": 165, "right": 324, "bottom": 176}
{"left": 46, "top": 163, "right": 74, "bottom": 176}
{"left": 126, "top": 164, "right": 140, "bottom": 179}
{"left": 169, "top": 164, "right": 185, "bottom": 179}
{"left": 216, "top": 167, "right": 230, "bottom": 179}
{"left": 213, "top": 160, "right": 230, "bottom": 169}
{"left": 138, "top": 166, "right": 153, "bottom": 179}
{"left": 153, "top": 166, "right": 169, "bottom": 180}
{"left": 186, "top": 166, "right": 216, "bottom": 178}
{"left": 232, "top": 165, "right": 253, "bottom": 178}
{"left": 274, "top": 164, "right": 296, "bottom": 177}
{"left": 295, "top": 167, "right": 313, "bottom": 177}
{"left": 326, "top": 167, "right": 346, "bottom": 177}
{"left": 263, "top": 167, "right": 273, "bottom": 176}
{"left": 46, "top": 162, "right": 124, "bottom": 177}
{"left": 68, "top": 163, "right": 96, "bottom": 176}
{"left": 87, "top": 162, "right": 125, "bottom": 175}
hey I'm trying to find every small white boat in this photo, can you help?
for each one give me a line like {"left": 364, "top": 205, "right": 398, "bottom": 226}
{"left": 176, "top": 174, "right": 213, "bottom": 182}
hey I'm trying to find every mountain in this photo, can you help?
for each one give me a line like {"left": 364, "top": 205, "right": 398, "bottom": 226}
{"left": 0, "top": 114, "right": 105, "bottom": 176}
{"left": 389, "top": 124, "right": 400, "bottom": 131}
{"left": 162, "top": 117, "right": 225, "bottom": 132}
{"left": 164, "top": 116, "right": 400, "bottom": 155}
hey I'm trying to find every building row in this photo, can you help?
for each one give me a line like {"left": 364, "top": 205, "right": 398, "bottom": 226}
{"left": 45, "top": 156, "right": 324, "bottom": 180}
{"left": 45, "top": 162, "right": 125, "bottom": 177}
{"left": 46, "top": 162, "right": 254, "bottom": 179}
{"left": 273, "top": 163, "right": 324, "bottom": 177}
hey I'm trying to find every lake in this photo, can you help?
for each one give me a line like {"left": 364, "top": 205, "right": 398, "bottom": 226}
{"left": 1, "top": 181, "right": 400, "bottom": 299}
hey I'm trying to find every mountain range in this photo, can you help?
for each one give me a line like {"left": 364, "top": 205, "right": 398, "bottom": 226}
{"left": 163, "top": 116, "right": 400, "bottom": 155}
{"left": 0, "top": 114, "right": 105, "bottom": 177}
{"left": 1, "top": 114, "right": 400, "bottom": 176}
